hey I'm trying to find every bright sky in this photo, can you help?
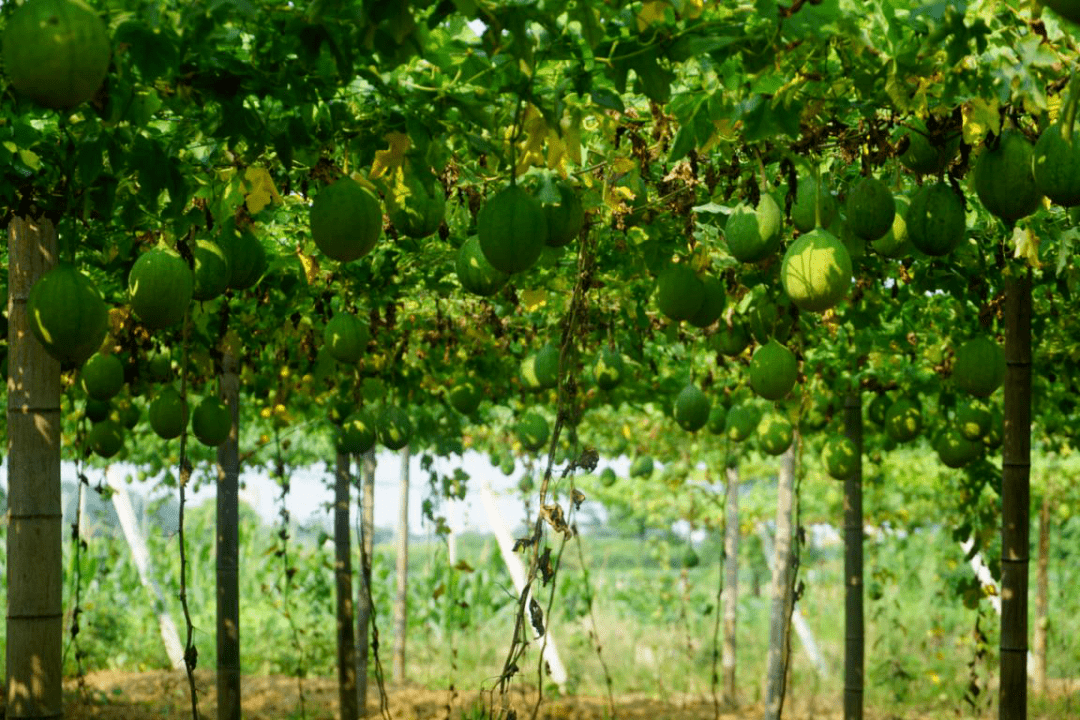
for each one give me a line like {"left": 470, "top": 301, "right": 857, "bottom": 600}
{"left": 0, "top": 450, "right": 630, "bottom": 539}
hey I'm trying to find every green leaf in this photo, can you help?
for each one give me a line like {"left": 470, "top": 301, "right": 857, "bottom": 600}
{"left": 666, "top": 32, "right": 739, "bottom": 63}
{"left": 590, "top": 86, "right": 625, "bottom": 113}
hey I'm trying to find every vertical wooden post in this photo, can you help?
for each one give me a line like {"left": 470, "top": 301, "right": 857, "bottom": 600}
{"left": 357, "top": 449, "right": 376, "bottom": 715}
{"left": 216, "top": 338, "right": 241, "bottom": 720}
{"left": 843, "top": 392, "right": 864, "bottom": 720}
{"left": 392, "top": 445, "right": 410, "bottom": 681}
{"left": 335, "top": 452, "right": 359, "bottom": 720}
{"left": 6, "top": 217, "right": 62, "bottom": 720}
{"left": 721, "top": 459, "right": 740, "bottom": 707}
{"left": 1000, "top": 270, "right": 1032, "bottom": 720}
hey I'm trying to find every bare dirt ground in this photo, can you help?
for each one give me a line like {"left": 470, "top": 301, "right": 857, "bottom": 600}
{"left": 54, "top": 669, "right": 863, "bottom": 720}
{"left": 48, "top": 670, "right": 1078, "bottom": 720}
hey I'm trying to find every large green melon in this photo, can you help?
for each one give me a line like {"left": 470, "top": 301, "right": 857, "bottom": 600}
{"left": 821, "top": 434, "right": 858, "bottom": 480}
{"left": 88, "top": 419, "right": 124, "bottom": 459}
{"left": 726, "top": 404, "right": 762, "bottom": 442}
{"left": 543, "top": 182, "right": 586, "bottom": 248}
{"left": 673, "top": 384, "right": 710, "bottom": 432}
{"left": 956, "top": 398, "right": 992, "bottom": 441}
{"left": 378, "top": 405, "right": 413, "bottom": 450}
{"left": 128, "top": 246, "right": 194, "bottom": 329}
{"left": 337, "top": 409, "right": 377, "bottom": 454}
{"left": 846, "top": 176, "right": 896, "bottom": 242}
{"left": 27, "top": 261, "right": 109, "bottom": 366}
{"left": 520, "top": 344, "right": 560, "bottom": 390}
{"left": 310, "top": 177, "right": 383, "bottom": 262}
{"left": 192, "top": 396, "right": 231, "bottom": 447}
{"left": 593, "top": 347, "right": 625, "bottom": 390}
{"left": 884, "top": 397, "right": 922, "bottom": 443}
{"left": 477, "top": 185, "right": 548, "bottom": 274}
{"left": 687, "top": 275, "right": 726, "bottom": 328}
{"left": 791, "top": 176, "right": 837, "bottom": 232}
{"left": 871, "top": 196, "right": 913, "bottom": 259}
{"left": 192, "top": 239, "right": 231, "bottom": 301}
{"left": 749, "top": 339, "right": 798, "bottom": 400}
{"left": 655, "top": 263, "right": 705, "bottom": 322}
{"left": 1033, "top": 122, "right": 1080, "bottom": 207}
{"left": 85, "top": 398, "right": 110, "bottom": 423}
{"left": 515, "top": 411, "right": 550, "bottom": 452}
{"left": 323, "top": 313, "right": 370, "bottom": 365}
{"left": 867, "top": 393, "right": 891, "bottom": 425}
{"left": 935, "top": 428, "right": 983, "bottom": 469}
{"left": 953, "top": 336, "right": 1006, "bottom": 397}
{"left": 780, "top": 229, "right": 852, "bottom": 312}
{"left": 148, "top": 385, "right": 188, "bottom": 440}
{"left": 447, "top": 378, "right": 481, "bottom": 415}
{"left": 455, "top": 235, "right": 510, "bottom": 297}
{"left": 220, "top": 227, "right": 267, "bottom": 290}
{"left": 725, "top": 194, "right": 783, "bottom": 262}
{"left": 80, "top": 352, "right": 124, "bottom": 401}
{"left": 757, "top": 413, "right": 794, "bottom": 456}
{"left": 386, "top": 168, "right": 446, "bottom": 239}
{"left": 2, "top": 0, "right": 110, "bottom": 110}
{"left": 906, "top": 182, "right": 966, "bottom": 256}
{"left": 974, "top": 130, "right": 1044, "bottom": 224}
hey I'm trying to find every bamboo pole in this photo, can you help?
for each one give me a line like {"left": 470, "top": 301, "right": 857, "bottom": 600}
{"left": 1000, "top": 270, "right": 1032, "bottom": 720}
{"left": 843, "top": 392, "right": 864, "bottom": 720}
{"left": 335, "top": 453, "right": 359, "bottom": 720}
{"left": 216, "top": 340, "right": 241, "bottom": 720}
{"left": 6, "top": 217, "right": 62, "bottom": 720}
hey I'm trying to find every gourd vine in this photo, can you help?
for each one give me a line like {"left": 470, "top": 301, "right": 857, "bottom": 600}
{"left": 173, "top": 303, "right": 201, "bottom": 720}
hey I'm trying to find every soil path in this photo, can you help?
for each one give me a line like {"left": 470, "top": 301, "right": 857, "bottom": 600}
{"left": 55, "top": 669, "right": 863, "bottom": 720}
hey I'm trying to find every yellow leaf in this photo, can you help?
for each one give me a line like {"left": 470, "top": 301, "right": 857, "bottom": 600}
{"left": 604, "top": 184, "right": 635, "bottom": 212}
{"left": 108, "top": 307, "right": 130, "bottom": 336}
{"left": 348, "top": 170, "right": 380, "bottom": 193}
{"left": 637, "top": 0, "right": 669, "bottom": 31}
{"left": 1012, "top": 225, "right": 1041, "bottom": 268}
{"left": 513, "top": 105, "right": 549, "bottom": 176}
{"left": 297, "top": 250, "right": 320, "bottom": 285}
{"left": 546, "top": 131, "right": 567, "bottom": 173}
{"left": 679, "top": 0, "right": 703, "bottom": 19}
{"left": 560, "top": 110, "right": 584, "bottom": 167}
{"left": 610, "top": 156, "right": 637, "bottom": 176}
{"left": 962, "top": 98, "right": 1000, "bottom": 146}
{"left": 243, "top": 167, "right": 282, "bottom": 214}
{"left": 370, "top": 131, "right": 411, "bottom": 181}
{"left": 522, "top": 288, "right": 547, "bottom": 310}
